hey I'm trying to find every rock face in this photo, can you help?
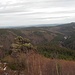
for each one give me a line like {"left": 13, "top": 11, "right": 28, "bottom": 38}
{"left": 0, "top": 62, "right": 7, "bottom": 75}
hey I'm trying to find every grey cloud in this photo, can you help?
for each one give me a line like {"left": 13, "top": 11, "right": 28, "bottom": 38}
{"left": 0, "top": 0, "right": 75, "bottom": 27}
{"left": 0, "top": 0, "right": 75, "bottom": 14}
{"left": 34, "top": 16, "right": 70, "bottom": 20}
{"left": 18, "top": 10, "right": 75, "bottom": 16}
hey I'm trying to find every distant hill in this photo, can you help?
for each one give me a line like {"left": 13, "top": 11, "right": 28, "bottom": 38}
{"left": 0, "top": 22, "right": 75, "bottom": 59}
{"left": 0, "top": 22, "right": 75, "bottom": 75}
{"left": 0, "top": 22, "right": 75, "bottom": 50}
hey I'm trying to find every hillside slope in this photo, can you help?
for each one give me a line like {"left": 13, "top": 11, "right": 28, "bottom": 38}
{"left": 1, "top": 51, "right": 75, "bottom": 75}
{"left": 0, "top": 23, "right": 75, "bottom": 75}
{"left": 0, "top": 23, "right": 75, "bottom": 50}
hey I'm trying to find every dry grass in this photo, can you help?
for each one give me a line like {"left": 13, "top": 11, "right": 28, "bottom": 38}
{"left": 1, "top": 51, "right": 75, "bottom": 75}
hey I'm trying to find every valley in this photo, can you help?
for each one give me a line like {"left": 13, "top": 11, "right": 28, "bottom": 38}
{"left": 0, "top": 22, "right": 75, "bottom": 75}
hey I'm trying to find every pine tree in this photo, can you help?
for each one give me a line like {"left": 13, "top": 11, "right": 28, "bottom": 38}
{"left": 9, "top": 36, "right": 34, "bottom": 75}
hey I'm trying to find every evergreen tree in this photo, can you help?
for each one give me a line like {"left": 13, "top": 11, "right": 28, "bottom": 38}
{"left": 9, "top": 36, "right": 34, "bottom": 75}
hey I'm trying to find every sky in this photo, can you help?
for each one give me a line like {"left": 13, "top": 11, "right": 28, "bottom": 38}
{"left": 0, "top": 0, "right": 75, "bottom": 27}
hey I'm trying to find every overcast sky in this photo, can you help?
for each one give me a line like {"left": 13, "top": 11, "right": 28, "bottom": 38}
{"left": 0, "top": 0, "right": 75, "bottom": 27}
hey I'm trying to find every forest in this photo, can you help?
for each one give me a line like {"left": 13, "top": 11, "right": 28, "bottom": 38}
{"left": 0, "top": 23, "right": 75, "bottom": 75}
